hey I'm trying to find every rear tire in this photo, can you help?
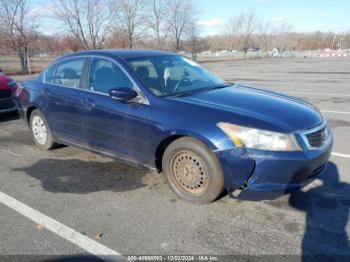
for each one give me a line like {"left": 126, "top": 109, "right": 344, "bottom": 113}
{"left": 162, "top": 137, "right": 224, "bottom": 205}
{"left": 30, "top": 109, "right": 57, "bottom": 150}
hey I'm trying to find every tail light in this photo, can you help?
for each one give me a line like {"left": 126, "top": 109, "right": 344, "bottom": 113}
{"left": 14, "top": 83, "right": 24, "bottom": 98}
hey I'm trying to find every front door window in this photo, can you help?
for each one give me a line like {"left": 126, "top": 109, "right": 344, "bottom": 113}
{"left": 89, "top": 58, "right": 133, "bottom": 94}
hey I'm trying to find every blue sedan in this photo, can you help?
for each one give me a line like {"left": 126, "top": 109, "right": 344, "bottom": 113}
{"left": 17, "top": 50, "right": 333, "bottom": 204}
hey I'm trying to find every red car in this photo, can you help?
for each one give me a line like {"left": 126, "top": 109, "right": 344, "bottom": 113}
{"left": 0, "top": 70, "right": 18, "bottom": 114}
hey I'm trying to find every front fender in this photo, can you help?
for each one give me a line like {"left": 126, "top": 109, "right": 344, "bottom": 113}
{"left": 159, "top": 128, "right": 221, "bottom": 151}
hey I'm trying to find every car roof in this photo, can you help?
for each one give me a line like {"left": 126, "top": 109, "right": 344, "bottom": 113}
{"left": 61, "top": 49, "right": 177, "bottom": 60}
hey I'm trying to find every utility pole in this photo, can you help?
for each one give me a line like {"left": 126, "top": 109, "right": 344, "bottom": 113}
{"left": 26, "top": 49, "right": 31, "bottom": 75}
{"left": 340, "top": 38, "right": 344, "bottom": 50}
{"left": 331, "top": 35, "right": 337, "bottom": 51}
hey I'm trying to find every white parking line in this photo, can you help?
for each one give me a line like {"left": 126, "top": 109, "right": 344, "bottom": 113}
{"left": 0, "top": 191, "right": 123, "bottom": 261}
{"left": 285, "top": 91, "right": 350, "bottom": 97}
{"left": 332, "top": 152, "right": 350, "bottom": 159}
{"left": 321, "top": 110, "right": 350, "bottom": 115}
{"left": 1, "top": 149, "right": 23, "bottom": 157}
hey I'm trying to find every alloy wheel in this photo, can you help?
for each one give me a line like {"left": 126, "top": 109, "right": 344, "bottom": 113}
{"left": 31, "top": 115, "right": 48, "bottom": 145}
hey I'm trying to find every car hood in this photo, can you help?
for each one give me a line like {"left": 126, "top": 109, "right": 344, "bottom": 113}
{"left": 175, "top": 84, "right": 323, "bottom": 133}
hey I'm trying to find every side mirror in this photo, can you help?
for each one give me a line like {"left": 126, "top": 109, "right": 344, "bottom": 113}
{"left": 109, "top": 87, "right": 138, "bottom": 102}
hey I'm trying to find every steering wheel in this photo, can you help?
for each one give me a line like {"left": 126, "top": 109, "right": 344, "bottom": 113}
{"left": 173, "top": 77, "right": 192, "bottom": 93}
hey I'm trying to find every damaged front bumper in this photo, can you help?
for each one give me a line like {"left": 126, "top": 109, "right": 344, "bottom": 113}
{"left": 216, "top": 130, "right": 333, "bottom": 193}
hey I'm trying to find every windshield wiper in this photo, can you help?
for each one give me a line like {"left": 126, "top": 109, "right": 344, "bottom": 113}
{"left": 207, "top": 84, "right": 231, "bottom": 91}
{"left": 163, "top": 83, "right": 231, "bottom": 98}
{"left": 164, "top": 91, "right": 198, "bottom": 98}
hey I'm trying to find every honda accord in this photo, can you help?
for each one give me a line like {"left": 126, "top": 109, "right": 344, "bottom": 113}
{"left": 17, "top": 50, "right": 333, "bottom": 204}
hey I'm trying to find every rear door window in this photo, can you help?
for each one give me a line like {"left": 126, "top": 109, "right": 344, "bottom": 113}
{"left": 53, "top": 58, "right": 85, "bottom": 88}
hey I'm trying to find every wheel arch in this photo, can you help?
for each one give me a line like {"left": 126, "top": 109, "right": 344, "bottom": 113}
{"left": 154, "top": 130, "right": 219, "bottom": 172}
{"left": 26, "top": 105, "right": 39, "bottom": 124}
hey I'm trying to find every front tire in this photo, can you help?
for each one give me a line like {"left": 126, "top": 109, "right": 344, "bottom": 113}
{"left": 162, "top": 137, "right": 224, "bottom": 204}
{"left": 30, "top": 109, "right": 57, "bottom": 150}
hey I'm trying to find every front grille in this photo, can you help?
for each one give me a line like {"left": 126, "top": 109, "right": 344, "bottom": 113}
{"left": 0, "top": 90, "right": 11, "bottom": 99}
{"left": 306, "top": 127, "right": 327, "bottom": 148}
{"left": 0, "top": 99, "right": 15, "bottom": 110}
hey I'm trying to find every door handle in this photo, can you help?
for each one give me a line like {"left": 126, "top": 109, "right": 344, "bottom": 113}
{"left": 42, "top": 88, "right": 50, "bottom": 96}
{"left": 82, "top": 98, "right": 95, "bottom": 110}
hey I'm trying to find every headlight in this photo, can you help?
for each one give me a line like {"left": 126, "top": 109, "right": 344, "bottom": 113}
{"left": 217, "top": 122, "right": 301, "bottom": 152}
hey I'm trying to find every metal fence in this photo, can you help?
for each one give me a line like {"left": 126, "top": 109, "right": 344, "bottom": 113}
{"left": 189, "top": 50, "right": 350, "bottom": 63}
{"left": 1, "top": 49, "right": 349, "bottom": 75}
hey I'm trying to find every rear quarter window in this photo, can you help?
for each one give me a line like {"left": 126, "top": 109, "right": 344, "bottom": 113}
{"left": 44, "top": 63, "right": 57, "bottom": 84}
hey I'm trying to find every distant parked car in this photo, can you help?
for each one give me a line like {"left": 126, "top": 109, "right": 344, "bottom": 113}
{"left": 39, "top": 52, "right": 48, "bottom": 59}
{"left": 0, "top": 69, "right": 18, "bottom": 114}
{"left": 18, "top": 50, "right": 333, "bottom": 204}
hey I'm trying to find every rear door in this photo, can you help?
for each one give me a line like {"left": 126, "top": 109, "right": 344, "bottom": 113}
{"left": 42, "top": 57, "right": 90, "bottom": 143}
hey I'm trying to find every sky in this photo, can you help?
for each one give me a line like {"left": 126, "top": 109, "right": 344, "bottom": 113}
{"left": 196, "top": 0, "right": 350, "bottom": 35}
{"left": 30, "top": 0, "right": 350, "bottom": 36}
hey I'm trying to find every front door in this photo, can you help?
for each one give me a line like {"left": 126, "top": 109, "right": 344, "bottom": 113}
{"left": 79, "top": 57, "right": 156, "bottom": 166}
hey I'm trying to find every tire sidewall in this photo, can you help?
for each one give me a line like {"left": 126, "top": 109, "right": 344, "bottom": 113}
{"left": 163, "top": 137, "right": 224, "bottom": 204}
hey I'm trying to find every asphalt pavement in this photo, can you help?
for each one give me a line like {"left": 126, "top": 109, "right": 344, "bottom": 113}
{"left": 1, "top": 57, "right": 350, "bottom": 261}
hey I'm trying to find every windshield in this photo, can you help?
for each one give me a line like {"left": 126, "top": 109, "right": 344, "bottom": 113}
{"left": 126, "top": 55, "right": 228, "bottom": 97}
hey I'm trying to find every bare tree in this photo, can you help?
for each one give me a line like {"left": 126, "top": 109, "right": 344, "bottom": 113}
{"left": 145, "top": 0, "right": 169, "bottom": 49}
{"left": 0, "top": 0, "right": 36, "bottom": 72}
{"left": 344, "top": 31, "right": 350, "bottom": 49}
{"left": 241, "top": 9, "right": 259, "bottom": 54}
{"left": 272, "top": 22, "right": 293, "bottom": 54}
{"left": 186, "top": 21, "right": 201, "bottom": 60}
{"left": 167, "top": 0, "right": 196, "bottom": 53}
{"left": 106, "top": 28, "right": 129, "bottom": 48}
{"left": 116, "top": 0, "right": 148, "bottom": 48}
{"left": 225, "top": 14, "right": 243, "bottom": 51}
{"left": 54, "top": 0, "right": 116, "bottom": 50}
{"left": 258, "top": 21, "right": 272, "bottom": 56}
{"left": 225, "top": 9, "right": 259, "bottom": 54}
